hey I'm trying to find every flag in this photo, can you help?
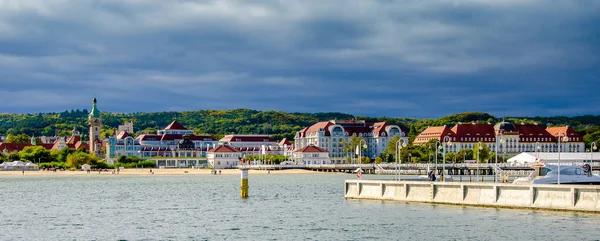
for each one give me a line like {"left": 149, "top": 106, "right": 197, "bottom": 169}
{"left": 355, "top": 145, "right": 360, "bottom": 155}
{"left": 261, "top": 145, "right": 266, "bottom": 155}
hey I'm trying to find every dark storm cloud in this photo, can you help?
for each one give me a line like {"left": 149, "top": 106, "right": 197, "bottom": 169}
{"left": 0, "top": 0, "right": 598, "bottom": 117}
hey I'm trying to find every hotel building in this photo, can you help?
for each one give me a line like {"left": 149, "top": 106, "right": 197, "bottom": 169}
{"left": 413, "top": 121, "right": 585, "bottom": 157}
{"left": 105, "top": 120, "right": 218, "bottom": 165}
{"left": 294, "top": 120, "right": 408, "bottom": 163}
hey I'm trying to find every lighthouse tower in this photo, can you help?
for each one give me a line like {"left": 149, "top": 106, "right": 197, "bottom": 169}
{"left": 88, "top": 97, "right": 103, "bottom": 156}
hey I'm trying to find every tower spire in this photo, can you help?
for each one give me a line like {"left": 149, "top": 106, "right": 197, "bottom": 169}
{"left": 88, "top": 97, "right": 102, "bottom": 157}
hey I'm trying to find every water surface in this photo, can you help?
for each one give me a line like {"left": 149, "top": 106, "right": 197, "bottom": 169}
{"left": 1, "top": 173, "right": 598, "bottom": 240}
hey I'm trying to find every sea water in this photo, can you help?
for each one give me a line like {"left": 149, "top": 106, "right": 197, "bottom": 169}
{"left": 1, "top": 173, "right": 599, "bottom": 240}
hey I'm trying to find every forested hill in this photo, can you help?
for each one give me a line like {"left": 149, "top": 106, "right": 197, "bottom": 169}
{"left": 0, "top": 109, "right": 599, "bottom": 145}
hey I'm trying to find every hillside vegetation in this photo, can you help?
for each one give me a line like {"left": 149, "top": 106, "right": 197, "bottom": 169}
{"left": 1, "top": 109, "right": 599, "bottom": 146}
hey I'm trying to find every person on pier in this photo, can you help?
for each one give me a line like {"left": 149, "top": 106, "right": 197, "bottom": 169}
{"left": 428, "top": 171, "right": 436, "bottom": 182}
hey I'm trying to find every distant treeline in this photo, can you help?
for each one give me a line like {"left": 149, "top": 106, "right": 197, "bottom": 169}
{"left": 1, "top": 109, "right": 599, "bottom": 147}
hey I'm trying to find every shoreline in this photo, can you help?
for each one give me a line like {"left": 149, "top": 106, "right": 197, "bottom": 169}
{"left": 0, "top": 168, "right": 341, "bottom": 176}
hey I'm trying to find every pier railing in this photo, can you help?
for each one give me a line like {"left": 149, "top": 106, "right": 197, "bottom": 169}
{"left": 237, "top": 163, "right": 600, "bottom": 177}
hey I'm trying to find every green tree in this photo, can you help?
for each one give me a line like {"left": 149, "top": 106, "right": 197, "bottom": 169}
{"left": 116, "top": 155, "right": 143, "bottom": 164}
{"left": 7, "top": 152, "right": 20, "bottom": 161}
{"left": 51, "top": 147, "right": 77, "bottom": 163}
{"left": 19, "top": 145, "right": 52, "bottom": 163}
{"left": 399, "top": 144, "right": 429, "bottom": 164}
{"left": 360, "top": 156, "right": 372, "bottom": 164}
{"left": 445, "top": 152, "right": 457, "bottom": 163}
{"left": 455, "top": 149, "right": 473, "bottom": 163}
{"left": 383, "top": 135, "right": 406, "bottom": 162}
{"left": 473, "top": 142, "right": 491, "bottom": 163}
{"left": 4, "top": 133, "right": 31, "bottom": 143}
{"left": 341, "top": 135, "right": 367, "bottom": 159}
{"left": 66, "top": 152, "right": 98, "bottom": 168}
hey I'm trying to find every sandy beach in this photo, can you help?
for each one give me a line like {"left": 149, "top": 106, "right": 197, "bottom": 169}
{"left": 0, "top": 168, "right": 333, "bottom": 176}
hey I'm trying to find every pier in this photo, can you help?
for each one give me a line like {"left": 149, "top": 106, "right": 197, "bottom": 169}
{"left": 345, "top": 179, "right": 600, "bottom": 213}
{"left": 240, "top": 163, "right": 600, "bottom": 178}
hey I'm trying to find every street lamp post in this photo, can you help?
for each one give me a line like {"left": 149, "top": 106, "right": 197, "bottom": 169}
{"left": 557, "top": 131, "right": 569, "bottom": 185}
{"left": 500, "top": 137, "right": 506, "bottom": 163}
{"left": 535, "top": 141, "right": 541, "bottom": 161}
{"left": 357, "top": 139, "right": 367, "bottom": 165}
{"left": 396, "top": 139, "right": 407, "bottom": 181}
{"left": 433, "top": 140, "right": 442, "bottom": 175}
{"left": 591, "top": 142, "right": 597, "bottom": 163}
{"left": 442, "top": 136, "right": 451, "bottom": 182}
{"left": 494, "top": 134, "right": 498, "bottom": 183}
{"left": 477, "top": 142, "right": 483, "bottom": 182}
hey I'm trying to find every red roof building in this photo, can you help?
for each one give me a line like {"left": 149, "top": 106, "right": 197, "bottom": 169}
{"left": 278, "top": 138, "right": 292, "bottom": 147}
{"left": 295, "top": 145, "right": 329, "bottom": 153}
{"left": 413, "top": 125, "right": 455, "bottom": 145}
{"left": 208, "top": 145, "right": 242, "bottom": 153}
{"left": 1, "top": 142, "right": 58, "bottom": 154}
{"left": 413, "top": 121, "right": 585, "bottom": 157}
{"left": 292, "top": 144, "right": 331, "bottom": 165}
{"left": 0, "top": 143, "right": 33, "bottom": 153}
{"left": 105, "top": 121, "right": 218, "bottom": 162}
{"left": 157, "top": 120, "right": 194, "bottom": 135}
{"left": 218, "top": 135, "right": 278, "bottom": 155}
{"left": 207, "top": 145, "right": 242, "bottom": 169}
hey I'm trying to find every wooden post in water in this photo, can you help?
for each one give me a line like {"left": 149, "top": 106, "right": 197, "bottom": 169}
{"left": 240, "top": 169, "right": 249, "bottom": 198}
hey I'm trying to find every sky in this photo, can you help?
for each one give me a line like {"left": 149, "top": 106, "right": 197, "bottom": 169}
{"left": 0, "top": 0, "right": 599, "bottom": 118}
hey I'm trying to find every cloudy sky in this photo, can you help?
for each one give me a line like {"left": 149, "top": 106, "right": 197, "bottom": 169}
{"left": 0, "top": 0, "right": 598, "bottom": 118}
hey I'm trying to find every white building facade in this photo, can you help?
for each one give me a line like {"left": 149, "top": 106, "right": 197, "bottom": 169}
{"left": 207, "top": 145, "right": 242, "bottom": 169}
{"left": 414, "top": 121, "right": 586, "bottom": 159}
{"left": 294, "top": 120, "right": 408, "bottom": 163}
{"left": 292, "top": 145, "right": 331, "bottom": 165}
{"left": 105, "top": 120, "right": 218, "bottom": 165}
{"left": 219, "top": 134, "right": 280, "bottom": 156}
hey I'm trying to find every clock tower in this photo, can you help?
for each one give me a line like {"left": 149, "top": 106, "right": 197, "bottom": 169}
{"left": 88, "top": 97, "right": 103, "bottom": 156}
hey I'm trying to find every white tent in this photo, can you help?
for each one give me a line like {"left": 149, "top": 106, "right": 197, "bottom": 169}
{"left": 0, "top": 161, "right": 39, "bottom": 171}
{"left": 508, "top": 152, "right": 600, "bottom": 164}
{"left": 81, "top": 164, "right": 91, "bottom": 171}
{"left": 24, "top": 162, "right": 39, "bottom": 170}
{"left": 11, "top": 161, "right": 26, "bottom": 166}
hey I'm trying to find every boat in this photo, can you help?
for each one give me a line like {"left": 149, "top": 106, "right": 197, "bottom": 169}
{"left": 513, "top": 163, "right": 600, "bottom": 185}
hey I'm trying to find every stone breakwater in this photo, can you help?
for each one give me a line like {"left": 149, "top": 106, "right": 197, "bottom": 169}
{"left": 345, "top": 180, "right": 600, "bottom": 212}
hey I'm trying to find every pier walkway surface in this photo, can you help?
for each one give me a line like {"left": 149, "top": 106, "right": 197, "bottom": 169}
{"left": 241, "top": 163, "right": 600, "bottom": 178}
{"left": 345, "top": 179, "right": 600, "bottom": 213}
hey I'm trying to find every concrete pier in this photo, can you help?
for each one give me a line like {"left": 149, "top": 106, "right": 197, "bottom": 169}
{"left": 345, "top": 180, "right": 600, "bottom": 213}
